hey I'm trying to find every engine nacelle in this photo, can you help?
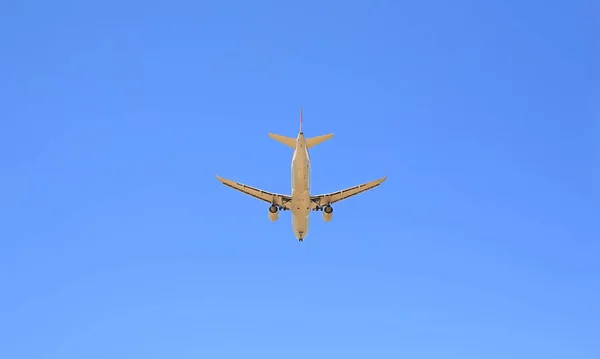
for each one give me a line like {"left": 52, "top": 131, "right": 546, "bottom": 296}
{"left": 268, "top": 205, "right": 279, "bottom": 222}
{"left": 323, "top": 205, "right": 333, "bottom": 222}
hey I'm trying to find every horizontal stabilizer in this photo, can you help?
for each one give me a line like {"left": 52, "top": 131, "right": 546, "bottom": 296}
{"left": 306, "top": 134, "right": 334, "bottom": 149}
{"left": 268, "top": 133, "right": 296, "bottom": 148}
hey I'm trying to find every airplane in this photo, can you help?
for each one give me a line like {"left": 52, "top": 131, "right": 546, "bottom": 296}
{"left": 216, "top": 108, "right": 387, "bottom": 242}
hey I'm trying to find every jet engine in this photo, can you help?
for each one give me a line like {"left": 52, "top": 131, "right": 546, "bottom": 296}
{"left": 323, "top": 205, "right": 333, "bottom": 222}
{"left": 268, "top": 205, "right": 279, "bottom": 221}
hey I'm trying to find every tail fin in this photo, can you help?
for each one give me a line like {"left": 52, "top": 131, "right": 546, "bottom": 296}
{"left": 268, "top": 133, "right": 296, "bottom": 148}
{"left": 268, "top": 108, "right": 333, "bottom": 149}
{"left": 306, "top": 133, "right": 334, "bottom": 149}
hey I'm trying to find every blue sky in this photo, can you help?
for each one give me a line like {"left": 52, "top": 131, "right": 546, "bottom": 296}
{"left": 0, "top": 0, "right": 597, "bottom": 358}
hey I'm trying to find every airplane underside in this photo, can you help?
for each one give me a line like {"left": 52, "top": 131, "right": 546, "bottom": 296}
{"left": 216, "top": 108, "right": 386, "bottom": 241}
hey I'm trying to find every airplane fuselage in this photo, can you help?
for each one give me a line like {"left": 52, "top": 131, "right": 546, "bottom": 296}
{"left": 291, "top": 132, "right": 311, "bottom": 240}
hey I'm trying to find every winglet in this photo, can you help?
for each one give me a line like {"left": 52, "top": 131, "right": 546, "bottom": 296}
{"left": 216, "top": 173, "right": 228, "bottom": 185}
{"left": 300, "top": 107, "right": 303, "bottom": 133}
{"left": 216, "top": 169, "right": 226, "bottom": 183}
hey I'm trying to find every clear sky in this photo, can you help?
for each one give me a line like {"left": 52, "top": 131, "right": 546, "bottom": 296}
{"left": 0, "top": 0, "right": 597, "bottom": 358}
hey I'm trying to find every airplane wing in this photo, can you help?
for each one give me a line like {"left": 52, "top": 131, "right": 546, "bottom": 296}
{"left": 216, "top": 174, "right": 292, "bottom": 209}
{"left": 310, "top": 176, "right": 387, "bottom": 210}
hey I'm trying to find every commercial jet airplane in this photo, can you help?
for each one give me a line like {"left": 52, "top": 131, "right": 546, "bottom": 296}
{"left": 216, "top": 108, "right": 386, "bottom": 242}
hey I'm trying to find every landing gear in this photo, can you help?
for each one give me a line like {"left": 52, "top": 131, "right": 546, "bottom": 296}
{"left": 298, "top": 238, "right": 303, "bottom": 242}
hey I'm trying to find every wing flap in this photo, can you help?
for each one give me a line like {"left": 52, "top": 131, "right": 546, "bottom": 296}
{"left": 216, "top": 174, "right": 292, "bottom": 209}
{"left": 310, "top": 176, "right": 387, "bottom": 210}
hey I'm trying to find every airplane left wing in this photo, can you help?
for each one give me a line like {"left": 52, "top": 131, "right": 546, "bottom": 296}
{"left": 216, "top": 174, "right": 292, "bottom": 209}
{"left": 310, "top": 176, "right": 387, "bottom": 210}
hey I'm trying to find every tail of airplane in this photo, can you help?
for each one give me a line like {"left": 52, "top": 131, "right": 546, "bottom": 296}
{"left": 268, "top": 107, "right": 334, "bottom": 149}
{"left": 268, "top": 133, "right": 296, "bottom": 148}
{"left": 306, "top": 133, "right": 334, "bottom": 148}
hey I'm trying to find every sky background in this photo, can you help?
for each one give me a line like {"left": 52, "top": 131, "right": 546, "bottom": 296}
{"left": 0, "top": 0, "right": 598, "bottom": 358}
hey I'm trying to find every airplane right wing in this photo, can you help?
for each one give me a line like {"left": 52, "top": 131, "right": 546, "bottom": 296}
{"left": 310, "top": 176, "right": 387, "bottom": 210}
{"left": 216, "top": 174, "right": 292, "bottom": 209}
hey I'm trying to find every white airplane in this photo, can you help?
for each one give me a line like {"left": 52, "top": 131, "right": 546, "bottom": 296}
{"left": 216, "top": 108, "right": 387, "bottom": 242}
